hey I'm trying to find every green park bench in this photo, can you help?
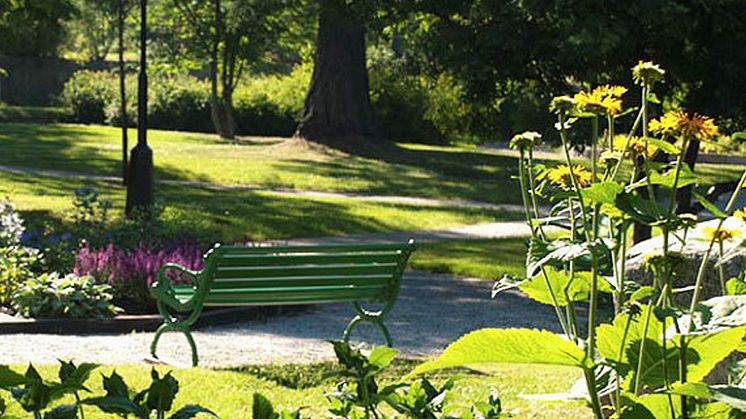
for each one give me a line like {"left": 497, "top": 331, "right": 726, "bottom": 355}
{"left": 149, "top": 240, "right": 416, "bottom": 366}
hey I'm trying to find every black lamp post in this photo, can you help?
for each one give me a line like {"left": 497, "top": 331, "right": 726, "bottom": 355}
{"left": 125, "top": 0, "right": 154, "bottom": 216}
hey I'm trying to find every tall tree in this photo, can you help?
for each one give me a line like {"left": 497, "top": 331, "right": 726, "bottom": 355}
{"left": 295, "top": 0, "right": 376, "bottom": 147}
{"left": 169, "top": 0, "right": 287, "bottom": 139}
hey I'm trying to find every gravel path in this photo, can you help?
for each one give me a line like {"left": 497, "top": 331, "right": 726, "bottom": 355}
{"left": 0, "top": 271, "right": 560, "bottom": 367}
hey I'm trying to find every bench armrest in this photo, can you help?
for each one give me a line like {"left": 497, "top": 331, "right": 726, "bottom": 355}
{"left": 150, "top": 263, "right": 201, "bottom": 312}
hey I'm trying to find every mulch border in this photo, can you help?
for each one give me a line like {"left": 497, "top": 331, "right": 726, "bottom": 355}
{"left": 0, "top": 306, "right": 304, "bottom": 335}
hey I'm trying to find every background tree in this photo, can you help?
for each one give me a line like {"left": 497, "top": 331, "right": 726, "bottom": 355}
{"left": 166, "top": 0, "right": 289, "bottom": 139}
{"left": 64, "top": 0, "right": 119, "bottom": 61}
{"left": 0, "top": 0, "right": 76, "bottom": 57}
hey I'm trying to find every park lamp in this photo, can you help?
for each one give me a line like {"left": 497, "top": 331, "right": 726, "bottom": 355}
{"left": 125, "top": 0, "right": 154, "bottom": 216}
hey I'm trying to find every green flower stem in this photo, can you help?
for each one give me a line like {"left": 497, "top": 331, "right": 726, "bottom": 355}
{"left": 591, "top": 116, "right": 599, "bottom": 183}
{"left": 558, "top": 113, "right": 592, "bottom": 243}
{"left": 608, "top": 114, "right": 615, "bottom": 151}
{"left": 521, "top": 147, "right": 570, "bottom": 335}
{"left": 718, "top": 240, "right": 726, "bottom": 295}
{"left": 615, "top": 312, "right": 634, "bottom": 410}
{"left": 583, "top": 367, "right": 605, "bottom": 419}
{"left": 610, "top": 107, "right": 644, "bottom": 182}
{"left": 527, "top": 149, "right": 546, "bottom": 239}
{"left": 634, "top": 303, "right": 655, "bottom": 394}
{"left": 517, "top": 149, "right": 535, "bottom": 234}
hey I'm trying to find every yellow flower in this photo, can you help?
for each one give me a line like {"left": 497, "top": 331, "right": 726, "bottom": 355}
{"left": 632, "top": 60, "right": 665, "bottom": 85}
{"left": 734, "top": 208, "right": 746, "bottom": 222}
{"left": 613, "top": 135, "right": 658, "bottom": 159}
{"left": 547, "top": 165, "right": 592, "bottom": 190}
{"left": 573, "top": 85, "right": 627, "bottom": 116}
{"left": 701, "top": 226, "right": 741, "bottom": 242}
{"left": 649, "top": 110, "right": 719, "bottom": 141}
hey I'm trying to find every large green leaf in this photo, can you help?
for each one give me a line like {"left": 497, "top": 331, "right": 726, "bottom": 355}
{"left": 649, "top": 164, "right": 699, "bottom": 189}
{"left": 367, "top": 346, "right": 399, "bottom": 370}
{"left": 580, "top": 181, "right": 624, "bottom": 206}
{"left": 672, "top": 382, "right": 746, "bottom": 412}
{"left": 170, "top": 404, "right": 217, "bottom": 419}
{"left": 614, "top": 192, "right": 668, "bottom": 225}
{"left": 694, "top": 192, "right": 727, "bottom": 219}
{"left": 519, "top": 269, "right": 612, "bottom": 307}
{"left": 687, "top": 325, "right": 746, "bottom": 382}
{"left": 405, "top": 328, "right": 590, "bottom": 380}
{"left": 0, "top": 365, "right": 27, "bottom": 388}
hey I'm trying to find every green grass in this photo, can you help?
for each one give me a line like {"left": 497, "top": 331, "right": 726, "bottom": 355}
{"left": 0, "top": 105, "right": 70, "bottom": 124}
{"left": 411, "top": 237, "right": 530, "bottom": 280}
{"left": 0, "top": 171, "right": 519, "bottom": 243}
{"left": 0, "top": 122, "right": 525, "bottom": 205}
{"left": 1, "top": 362, "right": 589, "bottom": 418}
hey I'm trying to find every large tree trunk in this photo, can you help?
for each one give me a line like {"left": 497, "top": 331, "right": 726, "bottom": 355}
{"left": 295, "top": 0, "right": 376, "bottom": 147}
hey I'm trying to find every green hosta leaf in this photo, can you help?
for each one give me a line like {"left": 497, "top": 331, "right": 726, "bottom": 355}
{"left": 519, "top": 269, "right": 612, "bottom": 307}
{"left": 618, "top": 393, "right": 676, "bottom": 419}
{"left": 580, "top": 181, "right": 624, "bottom": 206}
{"left": 169, "top": 404, "right": 217, "bottom": 419}
{"left": 694, "top": 192, "right": 727, "bottom": 219}
{"left": 672, "top": 382, "right": 746, "bottom": 412}
{"left": 649, "top": 164, "right": 699, "bottom": 189}
{"left": 405, "top": 328, "right": 590, "bottom": 380}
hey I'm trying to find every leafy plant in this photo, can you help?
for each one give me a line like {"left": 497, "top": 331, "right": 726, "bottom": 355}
{"left": 252, "top": 392, "right": 302, "bottom": 419}
{"left": 83, "top": 369, "right": 216, "bottom": 419}
{"left": 12, "top": 272, "right": 121, "bottom": 319}
{"left": 0, "top": 361, "right": 97, "bottom": 419}
{"left": 326, "top": 341, "right": 503, "bottom": 419}
{"left": 71, "top": 187, "right": 112, "bottom": 235}
{"left": 0, "top": 245, "right": 42, "bottom": 306}
{"left": 408, "top": 61, "right": 746, "bottom": 418}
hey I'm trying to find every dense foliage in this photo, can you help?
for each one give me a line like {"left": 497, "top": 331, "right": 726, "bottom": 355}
{"left": 12, "top": 272, "right": 120, "bottom": 319}
{"left": 407, "top": 61, "right": 746, "bottom": 417}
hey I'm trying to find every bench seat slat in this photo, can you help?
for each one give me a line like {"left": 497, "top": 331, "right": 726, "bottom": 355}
{"left": 174, "top": 284, "right": 386, "bottom": 305}
{"left": 214, "top": 263, "right": 397, "bottom": 279}
{"left": 210, "top": 274, "right": 391, "bottom": 289}
{"left": 217, "top": 252, "right": 400, "bottom": 266}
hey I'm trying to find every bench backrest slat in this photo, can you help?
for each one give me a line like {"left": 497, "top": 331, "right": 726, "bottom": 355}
{"left": 198, "top": 240, "right": 415, "bottom": 306}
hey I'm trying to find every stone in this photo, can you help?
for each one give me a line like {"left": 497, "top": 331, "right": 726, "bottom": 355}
{"left": 624, "top": 219, "right": 746, "bottom": 301}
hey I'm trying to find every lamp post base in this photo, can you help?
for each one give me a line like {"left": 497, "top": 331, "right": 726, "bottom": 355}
{"left": 125, "top": 142, "right": 154, "bottom": 216}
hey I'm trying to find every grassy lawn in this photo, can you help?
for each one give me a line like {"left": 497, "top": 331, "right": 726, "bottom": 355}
{"left": 0, "top": 171, "right": 519, "bottom": 243}
{"left": 1, "top": 362, "right": 589, "bottom": 418}
{"left": 0, "top": 122, "right": 525, "bottom": 204}
{"left": 411, "top": 237, "right": 529, "bottom": 280}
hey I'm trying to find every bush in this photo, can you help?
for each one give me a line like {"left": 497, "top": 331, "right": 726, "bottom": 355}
{"left": 60, "top": 70, "right": 115, "bottom": 124}
{"left": 0, "top": 245, "right": 41, "bottom": 305}
{"left": 12, "top": 272, "right": 120, "bottom": 319}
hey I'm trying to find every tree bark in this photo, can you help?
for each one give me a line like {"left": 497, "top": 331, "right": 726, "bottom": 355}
{"left": 208, "top": 0, "right": 235, "bottom": 139}
{"left": 295, "top": 0, "right": 377, "bottom": 147}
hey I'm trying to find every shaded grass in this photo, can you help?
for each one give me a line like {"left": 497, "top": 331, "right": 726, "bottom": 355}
{"left": 411, "top": 237, "right": 530, "bottom": 280}
{"left": 1, "top": 362, "right": 589, "bottom": 418}
{"left": 0, "top": 171, "right": 520, "bottom": 243}
{"left": 0, "top": 122, "right": 524, "bottom": 204}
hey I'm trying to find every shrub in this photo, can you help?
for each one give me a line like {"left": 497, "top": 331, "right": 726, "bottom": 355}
{"left": 12, "top": 272, "right": 120, "bottom": 319}
{"left": 0, "top": 198, "right": 24, "bottom": 246}
{"left": 60, "top": 70, "right": 115, "bottom": 124}
{"left": 74, "top": 241, "right": 205, "bottom": 303}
